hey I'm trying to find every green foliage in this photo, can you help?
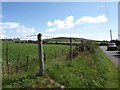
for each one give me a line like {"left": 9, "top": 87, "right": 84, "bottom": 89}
{"left": 67, "top": 41, "right": 98, "bottom": 59}
{"left": 111, "top": 40, "right": 120, "bottom": 46}
{"left": 3, "top": 76, "right": 61, "bottom": 88}
{"left": 14, "top": 41, "right": 19, "bottom": 43}
{"left": 83, "top": 41, "right": 98, "bottom": 53}
{"left": 46, "top": 48, "right": 118, "bottom": 88}
{"left": 117, "top": 42, "right": 120, "bottom": 50}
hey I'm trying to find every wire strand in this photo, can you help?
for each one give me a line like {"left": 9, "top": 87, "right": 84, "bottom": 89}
{"left": 17, "top": 34, "right": 55, "bottom": 40}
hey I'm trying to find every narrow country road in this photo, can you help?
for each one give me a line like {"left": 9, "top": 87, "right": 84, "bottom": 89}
{"left": 100, "top": 46, "right": 120, "bottom": 69}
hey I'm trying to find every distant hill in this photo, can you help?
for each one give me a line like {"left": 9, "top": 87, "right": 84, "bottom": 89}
{"left": 43, "top": 37, "right": 93, "bottom": 43}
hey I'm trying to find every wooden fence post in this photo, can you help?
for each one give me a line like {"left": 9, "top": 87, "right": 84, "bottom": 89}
{"left": 16, "top": 53, "right": 20, "bottom": 73}
{"left": 26, "top": 55, "right": 29, "bottom": 71}
{"left": 6, "top": 44, "right": 9, "bottom": 75}
{"left": 70, "top": 38, "right": 72, "bottom": 60}
{"left": 55, "top": 52, "right": 56, "bottom": 59}
{"left": 38, "top": 33, "right": 44, "bottom": 76}
{"left": 81, "top": 40, "right": 86, "bottom": 53}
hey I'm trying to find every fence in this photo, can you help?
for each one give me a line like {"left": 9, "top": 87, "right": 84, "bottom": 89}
{"left": 2, "top": 42, "right": 71, "bottom": 78}
{"left": 2, "top": 33, "right": 87, "bottom": 78}
{"left": 2, "top": 49, "right": 38, "bottom": 76}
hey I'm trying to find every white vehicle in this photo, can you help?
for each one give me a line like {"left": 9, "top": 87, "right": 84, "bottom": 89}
{"left": 107, "top": 42, "right": 117, "bottom": 51}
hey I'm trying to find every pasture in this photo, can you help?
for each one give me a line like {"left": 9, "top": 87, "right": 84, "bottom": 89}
{"left": 1, "top": 41, "right": 119, "bottom": 88}
{"left": 2, "top": 41, "right": 69, "bottom": 87}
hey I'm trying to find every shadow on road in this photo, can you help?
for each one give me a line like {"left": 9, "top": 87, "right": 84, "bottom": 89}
{"left": 113, "top": 51, "right": 120, "bottom": 58}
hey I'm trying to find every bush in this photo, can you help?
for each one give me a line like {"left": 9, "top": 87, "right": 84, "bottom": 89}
{"left": 15, "top": 41, "right": 20, "bottom": 43}
{"left": 118, "top": 44, "right": 120, "bottom": 50}
{"left": 111, "top": 40, "right": 120, "bottom": 46}
{"left": 98, "top": 42, "right": 108, "bottom": 46}
{"left": 27, "top": 40, "right": 33, "bottom": 43}
{"left": 67, "top": 40, "right": 98, "bottom": 59}
{"left": 84, "top": 41, "right": 98, "bottom": 53}
{"left": 20, "top": 41, "right": 24, "bottom": 43}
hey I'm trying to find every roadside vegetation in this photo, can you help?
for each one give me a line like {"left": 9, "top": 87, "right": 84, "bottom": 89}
{"left": 45, "top": 42, "right": 118, "bottom": 88}
{"left": 2, "top": 40, "right": 119, "bottom": 88}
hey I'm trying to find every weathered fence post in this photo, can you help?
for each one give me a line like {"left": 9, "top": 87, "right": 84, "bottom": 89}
{"left": 16, "top": 53, "right": 20, "bottom": 73}
{"left": 55, "top": 52, "right": 56, "bottom": 59}
{"left": 38, "top": 33, "right": 44, "bottom": 76}
{"left": 26, "top": 55, "right": 29, "bottom": 71}
{"left": 70, "top": 38, "right": 72, "bottom": 60}
{"left": 81, "top": 40, "right": 86, "bottom": 53}
{"left": 6, "top": 44, "right": 9, "bottom": 75}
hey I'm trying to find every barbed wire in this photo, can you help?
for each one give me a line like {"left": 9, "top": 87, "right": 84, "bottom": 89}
{"left": 18, "top": 34, "right": 74, "bottom": 39}
{"left": 17, "top": 34, "right": 56, "bottom": 39}
{"left": 19, "top": 34, "right": 37, "bottom": 38}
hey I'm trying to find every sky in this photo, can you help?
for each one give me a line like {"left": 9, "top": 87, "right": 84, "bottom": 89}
{"left": 1, "top": 0, "right": 120, "bottom": 2}
{"left": 0, "top": 2, "right": 119, "bottom": 41}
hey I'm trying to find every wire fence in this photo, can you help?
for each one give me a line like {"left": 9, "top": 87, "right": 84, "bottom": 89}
{"left": 2, "top": 33, "right": 90, "bottom": 79}
{"left": 2, "top": 39, "right": 70, "bottom": 77}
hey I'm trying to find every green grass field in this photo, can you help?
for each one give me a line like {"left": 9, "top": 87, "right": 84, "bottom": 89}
{"left": 2, "top": 41, "right": 69, "bottom": 88}
{"left": 2, "top": 41, "right": 119, "bottom": 88}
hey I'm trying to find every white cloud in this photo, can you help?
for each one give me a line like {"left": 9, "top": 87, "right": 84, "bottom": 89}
{"left": 0, "top": 22, "right": 36, "bottom": 34}
{"left": 0, "top": 29, "right": 6, "bottom": 35}
{"left": 45, "top": 28, "right": 55, "bottom": 32}
{"left": 0, "top": 22, "right": 20, "bottom": 29}
{"left": 0, "top": 34, "right": 7, "bottom": 39}
{"left": 45, "top": 15, "right": 107, "bottom": 32}
{"left": 64, "top": 16, "right": 74, "bottom": 29}
{"left": 0, "top": 22, "right": 36, "bottom": 39}
{"left": 53, "top": 20, "right": 65, "bottom": 29}
{"left": 47, "top": 21, "right": 53, "bottom": 27}
{"left": 16, "top": 25, "right": 35, "bottom": 34}
{"left": 75, "top": 14, "right": 108, "bottom": 24}
{"left": 0, "top": 29, "right": 7, "bottom": 39}
{"left": 46, "top": 16, "right": 75, "bottom": 32}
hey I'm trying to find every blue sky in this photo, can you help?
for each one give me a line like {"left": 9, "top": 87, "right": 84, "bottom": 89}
{"left": 0, "top": 2, "right": 118, "bottom": 40}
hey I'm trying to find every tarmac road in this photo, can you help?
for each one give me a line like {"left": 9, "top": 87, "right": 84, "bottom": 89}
{"left": 100, "top": 46, "right": 120, "bottom": 69}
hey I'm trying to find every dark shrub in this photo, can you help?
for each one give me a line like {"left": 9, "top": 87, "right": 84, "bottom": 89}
{"left": 67, "top": 40, "right": 98, "bottom": 60}
{"left": 15, "top": 41, "right": 19, "bottom": 43}
{"left": 27, "top": 40, "right": 33, "bottom": 43}
{"left": 20, "top": 41, "right": 24, "bottom": 43}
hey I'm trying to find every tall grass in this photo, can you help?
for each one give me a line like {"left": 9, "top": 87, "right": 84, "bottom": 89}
{"left": 45, "top": 48, "right": 118, "bottom": 88}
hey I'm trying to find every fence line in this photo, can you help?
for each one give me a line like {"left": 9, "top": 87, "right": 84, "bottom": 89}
{"left": 3, "top": 33, "right": 86, "bottom": 77}
{"left": 13, "top": 33, "right": 78, "bottom": 40}
{"left": 2, "top": 43, "right": 69, "bottom": 76}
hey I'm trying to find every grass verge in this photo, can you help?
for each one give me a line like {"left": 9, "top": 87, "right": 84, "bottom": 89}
{"left": 45, "top": 48, "right": 119, "bottom": 88}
